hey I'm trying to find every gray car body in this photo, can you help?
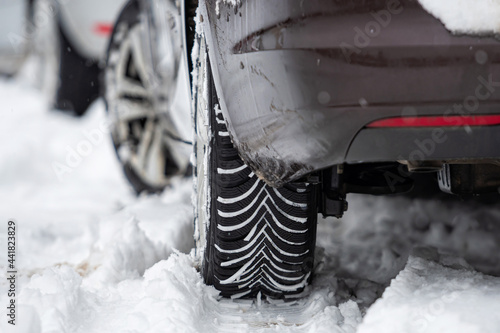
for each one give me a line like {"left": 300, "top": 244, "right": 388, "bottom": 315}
{"left": 198, "top": 0, "right": 500, "bottom": 187}
{"left": 0, "top": 0, "right": 127, "bottom": 73}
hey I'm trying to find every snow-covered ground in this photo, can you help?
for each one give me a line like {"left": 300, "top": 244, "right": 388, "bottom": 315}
{"left": 1, "top": 76, "right": 500, "bottom": 333}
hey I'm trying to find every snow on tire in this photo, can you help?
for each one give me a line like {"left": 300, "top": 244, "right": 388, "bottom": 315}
{"left": 194, "top": 37, "right": 318, "bottom": 299}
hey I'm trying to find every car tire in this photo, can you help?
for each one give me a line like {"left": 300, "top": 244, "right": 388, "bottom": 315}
{"left": 30, "top": 0, "right": 99, "bottom": 116}
{"left": 55, "top": 22, "right": 100, "bottom": 116}
{"left": 194, "top": 37, "right": 318, "bottom": 299}
{"left": 104, "top": 0, "right": 189, "bottom": 194}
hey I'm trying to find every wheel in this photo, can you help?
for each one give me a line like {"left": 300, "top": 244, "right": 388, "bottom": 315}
{"left": 104, "top": 0, "right": 191, "bottom": 193}
{"left": 30, "top": 0, "right": 99, "bottom": 116}
{"left": 193, "top": 37, "right": 318, "bottom": 299}
{"left": 55, "top": 22, "right": 100, "bottom": 116}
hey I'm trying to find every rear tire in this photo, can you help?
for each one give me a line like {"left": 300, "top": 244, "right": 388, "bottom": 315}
{"left": 194, "top": 37, "right": 318, "bottom": 299}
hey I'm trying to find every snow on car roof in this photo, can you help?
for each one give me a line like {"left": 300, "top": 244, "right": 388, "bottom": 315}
{"left": 215, "top": 0, "right": 500, "bottom": 35}
{"left": 418, "top": 0, "right": 500, "bottom": 34}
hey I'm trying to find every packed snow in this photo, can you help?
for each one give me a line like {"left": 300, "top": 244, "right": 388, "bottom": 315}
{"left": 418, "top": 0, "right": 500, "bottom": 34}
{"left": 359, "top": 251, "right": 500, "bottom": 333}
{"left": 1, "top": 73, "right": 500, "bottom": 333}
{"left": 215, "top": 0, "right": 241, "bottom": 16}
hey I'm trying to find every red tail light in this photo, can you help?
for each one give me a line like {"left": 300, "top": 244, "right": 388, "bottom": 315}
{"left": 367, "top": 115, "right": 500, "bottom": 128}
{"left": 93, "top": 23, "right": 113, "bottom": 37}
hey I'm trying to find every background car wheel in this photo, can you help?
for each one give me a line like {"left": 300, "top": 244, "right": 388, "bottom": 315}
{"left": 104, "top": 0, "right": 189, "bottom": 194}
{"left": 194, "top": 37, "right": 318, "bottom": 299}
{"left": 30, "top": 0, "right": 99, "bottom": 116}
{"left": 55, "top": 22, "right": 101, "bottom": 116}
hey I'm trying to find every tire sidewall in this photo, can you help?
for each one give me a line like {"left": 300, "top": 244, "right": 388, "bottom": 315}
{"left": 193, "top": 36, "right": 211, "bottom": 266}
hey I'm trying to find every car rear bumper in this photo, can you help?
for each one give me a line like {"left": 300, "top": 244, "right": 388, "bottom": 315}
{"left": 347, "top": 123, "right": 500, "bottom": 163}
{"left": 201, "top": 0, "right": 500, "bottom": 186}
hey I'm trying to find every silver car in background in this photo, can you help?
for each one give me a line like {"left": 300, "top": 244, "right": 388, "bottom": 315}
{"left": 45, "top": 0, "right": 126, "bottom": 115}
{"left": 0, "top": 0, "right": 29, "bottom": 75}
{"left": 13, "top": 0, "right": 127, "bottom": 115}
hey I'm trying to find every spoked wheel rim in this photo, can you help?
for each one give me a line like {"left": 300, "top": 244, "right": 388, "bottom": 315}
{"left": 105, "top": 14, "right": 183, "bottom": 192}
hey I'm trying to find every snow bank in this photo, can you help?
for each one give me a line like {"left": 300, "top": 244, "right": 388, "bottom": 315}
{"left": 81, "top": 180, "right": 195, "bottom": 287}
{"left": 358, "top": 249, "right": 500, "bottom": 333}
{"left": 418, "top": 0, "right": 500, "bottom": 34}
{"left": 3, "top": 253, "right": 216, "bottom": 333}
